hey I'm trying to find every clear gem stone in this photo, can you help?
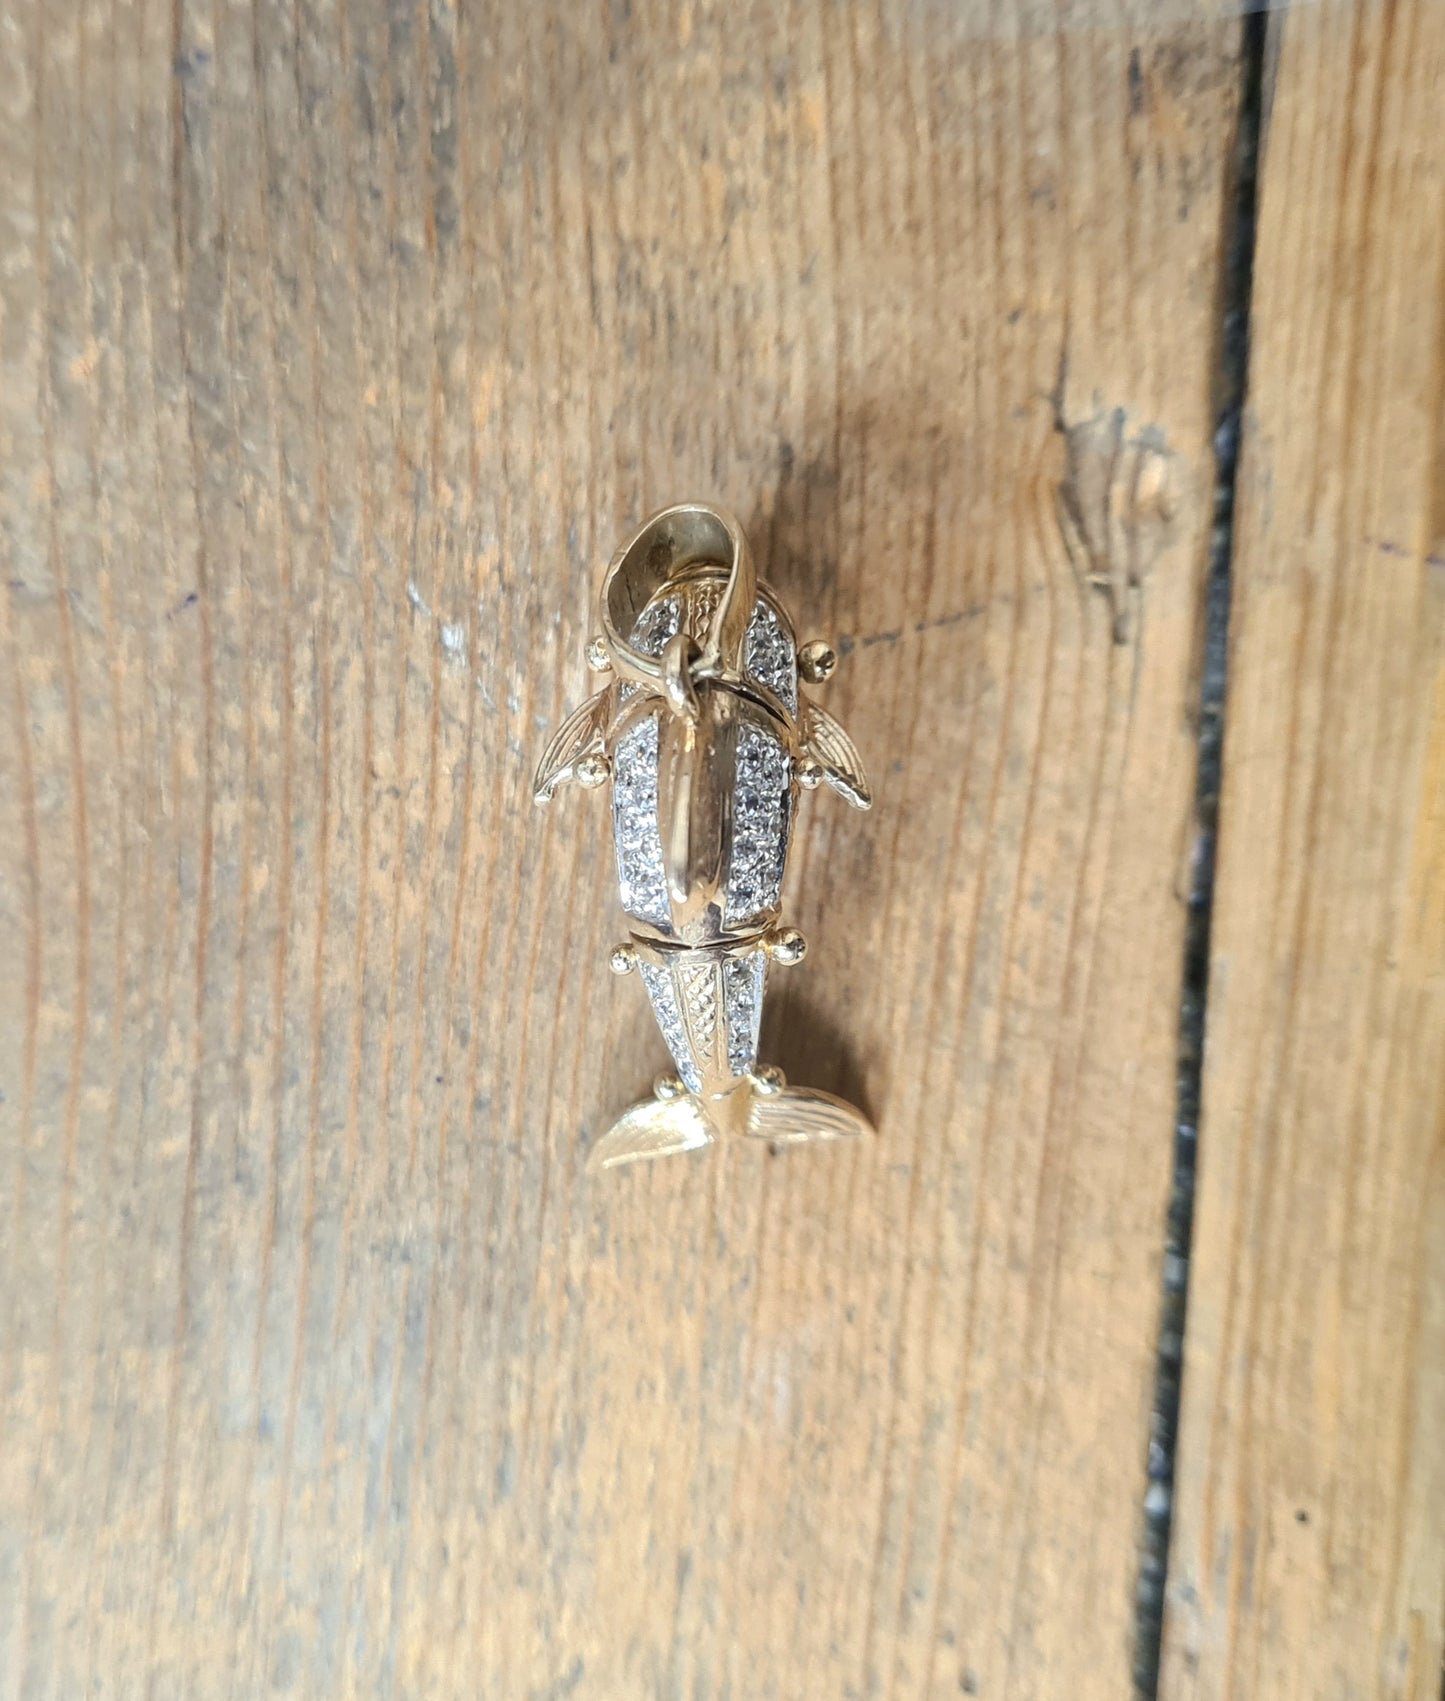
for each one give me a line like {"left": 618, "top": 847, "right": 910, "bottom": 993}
{"left": 723, "top": 950, "right": 767, "bottom": 1077}
{"left": 612, "top": 714, "right": 671, "bottom": 931}
{"left": 744, "top": 599, "right": 797, "bottom": 714}
{"left": 621, "top": 596, "right": 681, "bottom": 705}
{"left": 639, "top": 960, "right": 701, "bottom": 1093}
{"left": 725, "top": 722, "right": 792, "bottom": 925}
{"left": 634, "top": 596, "right": 682, "bottom": 654}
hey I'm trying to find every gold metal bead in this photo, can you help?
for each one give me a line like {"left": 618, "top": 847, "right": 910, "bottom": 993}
{"left": 576, "top": 752, "right": 611, "bottom": 787}
{"left": 586, "top": 636, "right": 611, "bottom": 672}
{"left": 770, "top": 927, "right": 807, "bottom": 965}
{"left": 609, "top": 944, "right": 637, "bottom": 975}
{"left": 799, "top": 757, "right": 824, "bottom": 790}
{"left": 799, "top": 639, "right": 837, "bottom": 684}
{"left": 654, "top": 1074, "right": 686, "bottom": 1101}
{"left": 752, "top": 1064, "right": 786, "bottom": 1095}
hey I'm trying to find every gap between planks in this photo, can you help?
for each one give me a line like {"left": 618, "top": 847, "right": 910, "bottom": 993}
{"left": 1133, "top": 9, "right": 1269, "bottom": 1696}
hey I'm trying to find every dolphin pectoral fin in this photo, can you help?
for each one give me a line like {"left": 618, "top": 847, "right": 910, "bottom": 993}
{"left": 801, "top": 699, "right": 872, "bottom": 809}
{"left": 745, "top": 1085, "right": 874, "bottom": 1146}
{"left": 586, "top": 1094, "right": 717, "bottom": 1172}
{"left": 533, "top": 688, "right": 613, "bottom": 803}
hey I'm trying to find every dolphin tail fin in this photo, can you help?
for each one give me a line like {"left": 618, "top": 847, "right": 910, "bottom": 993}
{"left": 586, "top": 1093, "right": 717, "bottom": 1172}
{"left": 745, "top": 1084, "right": 873, "bottom": 1148}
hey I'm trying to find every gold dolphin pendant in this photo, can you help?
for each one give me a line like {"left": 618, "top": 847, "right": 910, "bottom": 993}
{"left": 534, "top": 502, "right": 873, "bottom": 1170}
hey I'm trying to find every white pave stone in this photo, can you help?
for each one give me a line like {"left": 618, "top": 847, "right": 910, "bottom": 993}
{"left": 725, "top": 722, "right": 792, "bottom": 925}
{"left": 744, "top": 598, "right": 798, "bottom": 714}
{"left": 638, "top": 960, "right": 701, "bottom": 1093}
{"left": 612, "top": 714, "right": 671, "bottom": 931}
{"left": 723, "top": 949, "right": 768, "bottom": 1078}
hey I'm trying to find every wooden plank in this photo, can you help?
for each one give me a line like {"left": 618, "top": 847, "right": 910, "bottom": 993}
{"left": 1160, "top": 4, "right": 1445, "bottom": 1697}
{"left": 0, "top": 2, "right": 1241, "bottom": 1695}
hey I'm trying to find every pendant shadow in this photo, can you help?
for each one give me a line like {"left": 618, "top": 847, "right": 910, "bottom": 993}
{"left": 758, "top": 984, "right": 877, "bottom": 1136}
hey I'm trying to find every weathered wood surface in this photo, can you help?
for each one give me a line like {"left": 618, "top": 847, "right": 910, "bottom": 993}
{"left": 1160, "top": 4, "right": 1445, "bottom": 1698}
{"left": 0, "top": 1, "right": 1247, "bottom": 1696}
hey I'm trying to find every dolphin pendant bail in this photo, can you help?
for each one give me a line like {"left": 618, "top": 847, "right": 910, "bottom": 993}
{"left": 534, "top": 502, "right": 874, "bottom": 1170}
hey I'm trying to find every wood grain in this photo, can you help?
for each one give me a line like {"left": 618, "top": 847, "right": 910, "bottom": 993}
{"left": 1160, "top": 4, "right": 1445, "bottom": 1697}
{"left": 0, "top": 2, "right": 1243, "bottom": 1695}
